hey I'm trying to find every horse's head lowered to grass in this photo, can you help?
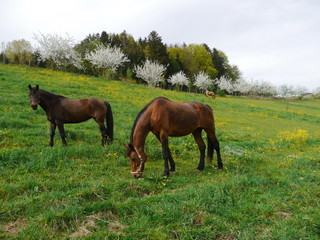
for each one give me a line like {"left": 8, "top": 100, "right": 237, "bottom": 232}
{"left": 125, "top": 143, "right": 146, "bottom": 178}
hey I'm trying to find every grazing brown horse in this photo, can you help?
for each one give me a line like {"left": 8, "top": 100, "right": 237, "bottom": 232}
{"left": 28, "top": 84, "right": 113, "bottom": 146}
{"left": 204, "top": 90, "right": 216, "bottom": 99}
{"left": 125, "top": 97, "right": 223, "bottom": 178}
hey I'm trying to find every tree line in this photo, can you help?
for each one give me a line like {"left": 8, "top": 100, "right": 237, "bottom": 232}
{"left": 1, "top": 31, "right": 319, "bottom": 97}
{"left": 1, "top": 31, "right": 240, "bottom": 90}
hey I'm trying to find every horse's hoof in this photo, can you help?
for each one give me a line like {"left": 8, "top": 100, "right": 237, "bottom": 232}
{"left": 170, "top": 170, "right": 176, "bottom": 174}
{"left": 194, "top": 168, "right": 202, "bottom": 172}
{"left": 133, "top": 174, "right": 143, "bottom": 179}
{"left": 162, "top": 172, "right": 170, "bottom": 178}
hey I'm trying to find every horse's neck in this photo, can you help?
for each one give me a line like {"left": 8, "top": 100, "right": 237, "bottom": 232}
{"left": 39, "top": 90, "right": 59, "bottom": 111}
{"left": 132, "top": 115, "right": 151, "bottom": 150}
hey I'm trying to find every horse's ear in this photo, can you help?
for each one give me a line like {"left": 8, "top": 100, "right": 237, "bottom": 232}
{"left": 123, "top": 144, "right": 134, "bottom": 151}
{"left": 28, "top": 84, "right": 32, "bottom": 90}
{"left": 36, "top": 85, "right": 39, "bottom": 90}
{"left": 128, "top": 144, "right": 135, "bottom": 151}
{"left": 124, "top": 144, "right": 134, "bottom": 157}
{"left": 123, "top": 143, "right": 135, "bottom": 151}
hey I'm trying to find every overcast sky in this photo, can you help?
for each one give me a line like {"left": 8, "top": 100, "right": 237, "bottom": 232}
{"left": 1, "top": 0, "right": 319, "bottom": 91}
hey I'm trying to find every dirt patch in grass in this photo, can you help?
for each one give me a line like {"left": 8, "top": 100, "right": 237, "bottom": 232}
{"left": 69, "top": 212, "right": 125, "bottom": 238}
{"left": 1, "top": 219, "right": 27, "bottom": 237}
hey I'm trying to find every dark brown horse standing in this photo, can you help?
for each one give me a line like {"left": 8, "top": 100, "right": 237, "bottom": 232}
{"left": 28, "top": 84, "right": 113, "bottom": 146}
{"left": 125, "top": 97, "right": 223, "bottom": 178}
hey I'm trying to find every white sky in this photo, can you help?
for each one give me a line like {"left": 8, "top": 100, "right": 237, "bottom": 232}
{"left": 1, "top": 0, "right": 319, "bottom": 91}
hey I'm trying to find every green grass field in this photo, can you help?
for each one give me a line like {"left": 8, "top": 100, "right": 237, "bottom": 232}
{"left": 0, "top": 64, "right": 319, "bottom": 239}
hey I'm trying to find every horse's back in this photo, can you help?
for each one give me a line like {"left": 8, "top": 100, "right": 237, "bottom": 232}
{"left": 150, "top": 97, "right": 213, "bottom": 119}
{"left": 61, "top": 97, "right": 105, "bottom": 109}
{"left": 149, "top": 97, "right": 214, "bottom": 136}
{"left": 59, "top": 97, "right": 107, "bottom": 123}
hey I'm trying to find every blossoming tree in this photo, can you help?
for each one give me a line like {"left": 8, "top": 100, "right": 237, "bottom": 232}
{"left": 168, "top": 71, "right": 189, "bottom": 90}
{"left": 34, "top": 32, "right": 82, "bottom": 69}
{"left": 194, "top": 71, "right": 213, "bottom": 91}
{"left": 85, "top": 44, "right": 129, "bottom": 77}
{"left": 133, "top": 59, "right": 167, "bottom": 87}
{"left": 217, "top": 76, "right": 234, "bottom": 93}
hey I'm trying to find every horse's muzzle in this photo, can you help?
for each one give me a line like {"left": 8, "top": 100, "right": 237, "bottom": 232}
{"left": 31, "top": 104, "right": 38, "bottom": 110}
{"left": 132, "top": 173, "right": 143, "bottom": 179}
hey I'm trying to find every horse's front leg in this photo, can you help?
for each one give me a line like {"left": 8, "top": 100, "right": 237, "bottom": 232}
{"left": 49, "top": 122, "right": 56, "bottom": 147}
{"left": 168, "top": 154, "right": 176, "bottom": 173}
{"left": 160, "top": 134, "right": 174, "bottom": 177}
{"left": 56, "top": 120, "right": 67, "bottom": 146}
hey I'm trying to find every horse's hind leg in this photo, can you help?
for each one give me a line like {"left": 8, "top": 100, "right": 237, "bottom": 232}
{"left": 49, "top": 122, "right": 56, "bottom": 147}
{"left": 56, "top": 120, "right": 67, "bottom": 146}
{"left": 192, "top": 128, "right": 206, "bottom": 171}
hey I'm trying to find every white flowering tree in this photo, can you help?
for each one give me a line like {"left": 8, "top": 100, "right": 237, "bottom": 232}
{"left": 294, "top": 86, "right": 308, "bottom": 99}
{"left": 250, "top": 80, "right": 277, "bottom": 96}
{"left": 194, "top": 71, "right": 213, "bottom": 91}
{"left": 218, "top": 77, "right": 278, "bottom": 96}
{"left": 168, "top": 71, "right": 189, "bottom": 90}
{"left": 34, "top": 32, "right": 82, "bottom": 69}
{"left": 85, "top": 44, "right": 129, "bottom": 77}
{"left": 278, "top": 84, "right": 294, "bottom": 98}
{"left": 133, "top": 59, "right": 167, "bottom": 87}
{"left": 232, "top": 78, "right": 251, "bottom": 95}
{"left": 217, "top": 76, "right": 234, "bottom": 93}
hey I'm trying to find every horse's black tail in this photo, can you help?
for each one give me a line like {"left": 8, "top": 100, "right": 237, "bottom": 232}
{"left": 104, "top": 101, "right": 114, "bottom": 142}
{"left": 207, "top": 133, "right": 223, "bottom": 169}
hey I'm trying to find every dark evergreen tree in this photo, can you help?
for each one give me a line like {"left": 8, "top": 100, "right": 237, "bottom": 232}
{"left": 167, "top": 52, "right": 183, "bottom": 77}
{"left": 226, "top": 64, "right": 242, "bottom": 83}
{"left": 117, "top": 31, "right": 146, "bottom": 78}
{"left": 138, "top": 37, "right": 147, "bottom": 49}
{"left": 100, "top": 31, "right": 109, "bottom": 45}
{"left": 144, "top": 31, "right": 170, "bottom": 86}
{"left": 202, "top": 43, "right": 212, "bottom": 55}
{"left": 211, "top": 48, "right": 227, "bottom": 79}
{"left": 145, "top": 31, "right": 169, "bottom": 66}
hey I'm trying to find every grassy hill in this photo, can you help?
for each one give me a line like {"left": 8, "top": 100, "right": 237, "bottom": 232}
{"left": 0, "top": 64, "right": 319, "bottom": 239}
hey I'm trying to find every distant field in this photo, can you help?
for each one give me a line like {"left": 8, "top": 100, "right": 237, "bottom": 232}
{"left": 0, "top": 64, "right": 319, "bottom": 239}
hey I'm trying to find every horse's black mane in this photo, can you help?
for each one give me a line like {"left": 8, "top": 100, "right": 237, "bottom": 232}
{"left": 129, "top": 97, "right": 169, "bottom": 144}
{"left": 206, "top": 104, "right": 212, "bottom": 111}
{"left": 39, "top": 89, "right": 66, "bottom": 99}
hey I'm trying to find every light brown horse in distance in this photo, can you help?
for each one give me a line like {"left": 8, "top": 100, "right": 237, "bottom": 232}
{"left": 28, "top": 84, "right": 113, "bottom": 146}
{"left": 204, "top": 90, "right": 216, "bottom": 99}
{"left": 125, "top": 97, "right": 223, "bottom": 178}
